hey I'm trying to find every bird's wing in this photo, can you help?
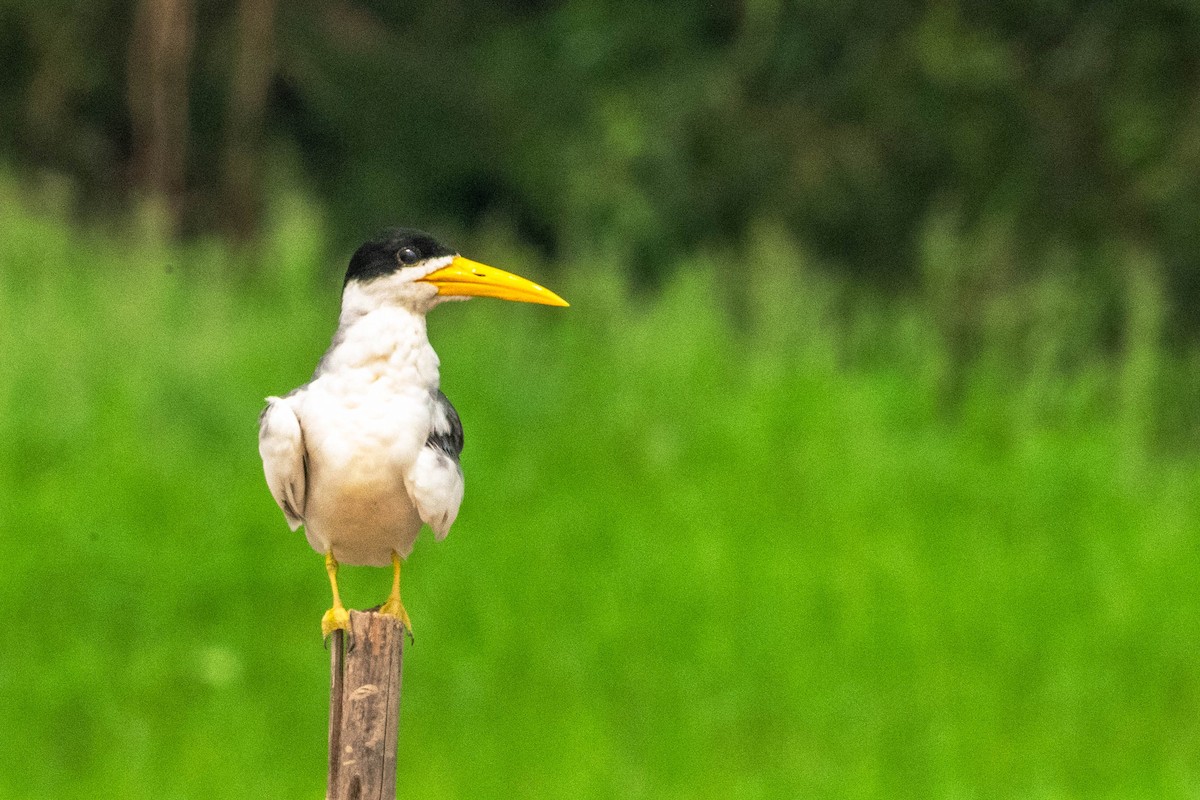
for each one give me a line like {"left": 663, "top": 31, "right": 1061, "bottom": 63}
{"left": 258, "top": 395, "right": 308, "bottom": 531}
{"left": 406, "top": 389, "right": 465, "bottom": 540}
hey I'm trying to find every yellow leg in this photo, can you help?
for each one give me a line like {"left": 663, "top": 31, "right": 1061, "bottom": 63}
{"left": 321, "top": 551, "right": 352, "bottom": 638}
{"left": 379, "top": 551, "right": 413, "bottom": 638}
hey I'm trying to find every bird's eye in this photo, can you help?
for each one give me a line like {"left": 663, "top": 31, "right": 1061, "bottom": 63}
{"left": 398, "top": 247, "right": 421, "bottom": 265}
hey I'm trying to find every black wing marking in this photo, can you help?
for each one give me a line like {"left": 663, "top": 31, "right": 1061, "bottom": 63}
{"left": 426, "top": 389, "right": 464, "bottom": 459}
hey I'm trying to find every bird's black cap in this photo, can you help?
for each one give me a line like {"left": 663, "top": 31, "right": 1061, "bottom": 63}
{"left": 345, "top": 228, "right": 457, "bottom": 286}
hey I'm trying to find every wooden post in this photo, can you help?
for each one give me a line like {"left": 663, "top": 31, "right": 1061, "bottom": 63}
{"left": 327, "top": 610, "right": 405, "bottom": 800}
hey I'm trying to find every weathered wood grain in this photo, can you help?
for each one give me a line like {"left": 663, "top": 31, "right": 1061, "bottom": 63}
{"left": 327, "top": 610, "right": 404, "bottom": 800}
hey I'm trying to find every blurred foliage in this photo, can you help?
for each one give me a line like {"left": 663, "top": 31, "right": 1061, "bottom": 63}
{"left": 2, "top": 175, "right": 1200, "bottom": 798}
{"left": 4, "top": 0, "right": 1200, "bottom": 330}
{"left": 6, "top": 4, "right": 1200, "bottom": 795}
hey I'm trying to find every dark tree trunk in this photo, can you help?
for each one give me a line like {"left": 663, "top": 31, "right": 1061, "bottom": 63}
{"left": 221, "top": 0, "right": 278, "bottom": 240}
{"left": 127, "top": 0, "right": 195, "bottom": 233}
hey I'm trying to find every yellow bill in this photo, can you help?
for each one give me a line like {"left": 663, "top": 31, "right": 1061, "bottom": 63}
{"left": 419, "top": 256, "right": 569, "bottom": 307}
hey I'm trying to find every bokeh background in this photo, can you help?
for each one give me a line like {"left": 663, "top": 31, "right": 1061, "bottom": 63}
{"left": 2, "top": 1, "right": 1200, "bottom": 797}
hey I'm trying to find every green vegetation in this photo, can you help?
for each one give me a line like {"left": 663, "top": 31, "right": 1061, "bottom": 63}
{"left": 2, "top": 190, "right": 1199, "bottom": 798}
{"left": 9, "top": 0, "right": 1200, "bottom": 322}
{"left": 6, "top": 4, "right": 1199, "bottom": 796}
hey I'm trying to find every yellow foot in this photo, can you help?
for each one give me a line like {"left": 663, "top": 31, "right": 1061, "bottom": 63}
{"left": 379, "top": 597, "right": 414, "bottom": 641}
{"left": 321, "top": 605, "right": 351, "bottom": 639}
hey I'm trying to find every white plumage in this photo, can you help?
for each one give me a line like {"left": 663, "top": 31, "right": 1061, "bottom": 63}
{"left": 256, "top": 228, "right": 565, "bottom": 636}
{"left": 259, "top": 262, "right": 465, "bottom": 566}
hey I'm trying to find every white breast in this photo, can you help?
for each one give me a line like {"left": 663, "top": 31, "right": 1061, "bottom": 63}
{"left": 291, "top": 305, "right": 443, "bottom": 565}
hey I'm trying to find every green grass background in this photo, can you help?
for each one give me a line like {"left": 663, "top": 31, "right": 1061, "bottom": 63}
{"left": 1, "top": 191, "right": 1199, "bottom": 799}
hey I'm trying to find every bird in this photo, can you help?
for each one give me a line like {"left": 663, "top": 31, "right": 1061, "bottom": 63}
{"left": 258, "top": 228, "right": 568, "bottom": 640}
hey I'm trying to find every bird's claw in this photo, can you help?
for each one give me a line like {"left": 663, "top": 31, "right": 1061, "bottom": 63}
{"left": 322, "top": 605, "right": 353, "bottom": 650}
{"left": 379, "top": 598, "right": 415, "bottom": 644}
{"left": 323, "top": 629, "right": 355, "bottom": 652}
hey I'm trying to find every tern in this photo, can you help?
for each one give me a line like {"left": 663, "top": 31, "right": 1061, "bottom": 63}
{"left": 258, "top": 228, "right": 568, "bottom": 639}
